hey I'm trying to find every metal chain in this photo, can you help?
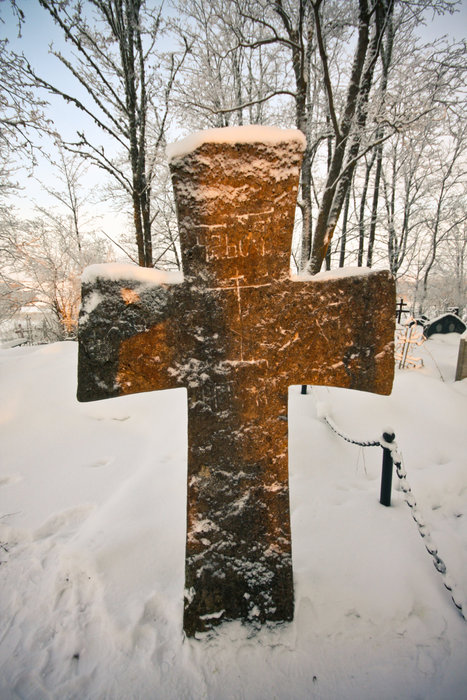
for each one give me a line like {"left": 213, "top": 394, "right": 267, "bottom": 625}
{"left": 320, "top": 410, "right": 466, "bottom": 622}
{"left": 388, "top": 441, "right": 467, "bottom": 622}
{"left": 322, "top": 414, "right": 381, "bottom": 448}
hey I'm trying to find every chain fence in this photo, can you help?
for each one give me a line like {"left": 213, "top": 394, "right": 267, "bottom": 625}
{"left": 319, "top": 407, "right": 466, "bottom": 622}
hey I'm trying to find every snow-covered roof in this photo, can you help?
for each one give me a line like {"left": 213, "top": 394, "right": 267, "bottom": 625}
{"left": 426, "top": 311, "right": 465, "bottom": 325}
{"left": 423, "top": 312, "right": 466, "bottom": 338}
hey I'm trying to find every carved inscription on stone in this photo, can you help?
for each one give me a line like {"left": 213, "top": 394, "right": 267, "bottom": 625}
{"left": 197, "top": 229, "right": 268, "bottom": 262}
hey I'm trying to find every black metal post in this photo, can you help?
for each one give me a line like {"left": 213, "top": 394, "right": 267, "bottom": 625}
{"left": 380, "top": 431, "right": 395, "bottom": 506}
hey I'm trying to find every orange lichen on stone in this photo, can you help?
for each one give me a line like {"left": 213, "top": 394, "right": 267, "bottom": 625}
{"left": 120, "top": 287, "right": 140, "bottom": 305}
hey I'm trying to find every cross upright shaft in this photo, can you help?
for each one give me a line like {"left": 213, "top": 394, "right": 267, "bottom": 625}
{"left": 77, "top": 126, "right": 395, "bottom": 637}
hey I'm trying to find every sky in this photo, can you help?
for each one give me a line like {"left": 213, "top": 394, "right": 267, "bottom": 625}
{"left": 1, "top": 0, "right": 466, "bottom": 244}
{"left": 420, "top": 0, "right": 467, "bottom": 40}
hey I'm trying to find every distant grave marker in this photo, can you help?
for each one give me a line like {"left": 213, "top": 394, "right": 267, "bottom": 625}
{"left": 77, "top": 126, "right": 395, "bottom": 637}
{"left": 396, "top": 298, "right": 409, "bottom": 324}
{"left": 455, "top": 333, "right": 467, "bottom": 381}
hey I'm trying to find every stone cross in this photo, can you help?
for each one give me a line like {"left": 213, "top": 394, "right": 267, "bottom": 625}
{"left": 77, "top": 126, "right": 395, "bottom": 637}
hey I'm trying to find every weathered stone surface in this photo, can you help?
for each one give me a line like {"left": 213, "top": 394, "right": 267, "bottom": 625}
{"left": 455, "top": 333, "right": 467, "bottom": 381}
{"left": 77, "top": 126, "right": 395, "bottom": 637}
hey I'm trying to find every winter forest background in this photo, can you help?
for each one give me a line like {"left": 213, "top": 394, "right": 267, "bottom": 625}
{"left": 1, "top": 0, "right": 466, "bottom": 344}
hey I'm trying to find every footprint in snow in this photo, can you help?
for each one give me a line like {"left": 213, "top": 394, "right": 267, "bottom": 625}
{"left": 34, "top": 504, "right": 95, "bottom": 540}
{"left": 89, "top": 457, "right": 114, "bottom": 468}
{"left": 0, "top": 474, "right": 23, "bottom": 486}
{"left": 13, "top": 672, "right": 51, "bottom": 700}
{"left": 86, "top": 414, "right": 130, "bottom": 422}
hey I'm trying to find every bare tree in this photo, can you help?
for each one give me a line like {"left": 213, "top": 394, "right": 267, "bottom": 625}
{"left": 34, "top": 146, "right": 94, "bottom": 256}
{"left": 0, "top": 149, "right": 112, "bottom": 337}
{"left": 177, "top": 0, "right": 353, "bottom": 271}
{"left": 0, "top": 207, "right": 34, "bottom": 320}
{"left": 441, "top": 219, "right": 467, "bottom": 315}
{"left": 306, "top": 0, "right": 397, "bottom": 272}
{"left": 0, "top": 211, "right": 108, "bottom": 338}
{"left": 417, "top": 123, "right": 467, "bottom": 312}
{"left": 172, "top": 0, "right": 286, "bottom": 129}
{"left": 0, "top": 16, "right": 51, "bottom": 189}
{"left": 24, "top": 0, "right": 189, "bottom": 268}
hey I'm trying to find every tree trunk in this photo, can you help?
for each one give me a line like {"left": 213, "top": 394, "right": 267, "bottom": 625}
{"left": 339, "top": 187, "right": 351, "bottom": 267}
{"left": 367, "top": 6, "right": 393, "bottom": 268}
{"left": 366, "top": 141, "right": 383, "bottom": 267}
{"left": 358, "top": 153, "right": 376, "bottom": 266}
{"left": 300, "top": 145, "right": 313, "bottom": 270}
{"left": 309, "top": 0, "right": 391, "bottom": 274}
{"left": 308, "top": 0, "right": 372, "bottom": 273}
{"left": 274, "top": 0, "right": 313, "bottom": 272}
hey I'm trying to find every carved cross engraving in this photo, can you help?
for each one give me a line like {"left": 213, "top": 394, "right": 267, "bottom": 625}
{"left": 77, "top": 127, "right": 395, "bottom": 637}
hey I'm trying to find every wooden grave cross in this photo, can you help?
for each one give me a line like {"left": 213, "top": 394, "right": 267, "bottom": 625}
{"left": 396, "top": 298, "right": 409, "bottom": 324}
{"left": 77, "top": 126, "right": 395, "bottom": 637}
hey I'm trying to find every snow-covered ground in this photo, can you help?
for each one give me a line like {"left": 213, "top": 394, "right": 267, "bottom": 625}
{"left": 0, "top": 334, "right": 466, "bottom": 699}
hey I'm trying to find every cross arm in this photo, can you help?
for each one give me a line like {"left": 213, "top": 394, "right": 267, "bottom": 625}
{"left": 269, "top": 268, "right": 395, "bottom": 394}
{"left": 77, "top": 264, "right": 186, "bottom": 402}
